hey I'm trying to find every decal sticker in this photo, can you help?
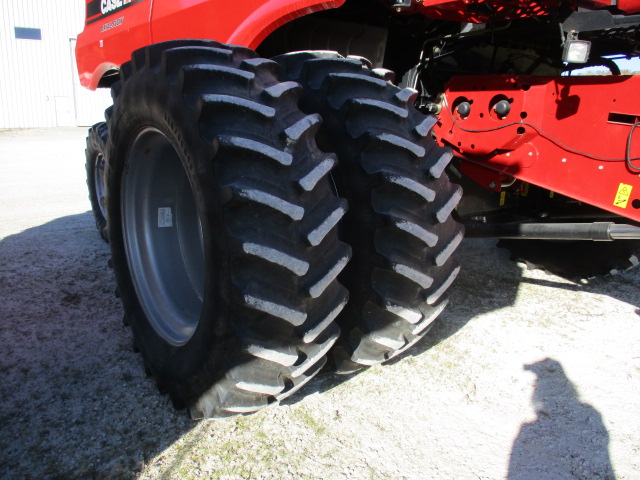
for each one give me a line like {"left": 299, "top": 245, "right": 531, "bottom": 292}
{"left": 499, "top": 191, "right": 506, "bottom": 206}
{"left": 86, "top": 0, "right": 147, "bottom": 25}
{"left": 614, "top": 183, "right": 633, "bottom": 209}
{"left": 158, "top": 208, "right": 173, "bottom": 228}
{"left": 101, "top": 16, "right": 124, "bottom": 32}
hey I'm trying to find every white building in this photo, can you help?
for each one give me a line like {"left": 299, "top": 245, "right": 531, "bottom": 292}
{"left": 0, "top": 0, "right": 111, "bottom": 128}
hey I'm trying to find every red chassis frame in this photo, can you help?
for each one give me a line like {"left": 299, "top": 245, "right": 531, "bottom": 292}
{"left": 435, "top": 74, "right": 640, "bottom": 223}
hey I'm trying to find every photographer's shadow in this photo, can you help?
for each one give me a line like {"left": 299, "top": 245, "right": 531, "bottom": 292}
{"left": 508, "top": 358, "right": 616, "bottom": 480}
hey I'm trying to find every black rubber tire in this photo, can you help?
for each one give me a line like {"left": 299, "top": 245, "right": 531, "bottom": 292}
{"left": 85, "top": 122, "right": 109, "bottom": 242}
{"left": 275, "top": 52, "right": 464, "bottom": 373}
{"left": 105, "top": 40, "right": 350, "bottom": 418}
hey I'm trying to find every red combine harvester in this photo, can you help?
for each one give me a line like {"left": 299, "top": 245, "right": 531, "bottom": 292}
{"left": 76, "top": 0, "right": 640, "bottom": 418}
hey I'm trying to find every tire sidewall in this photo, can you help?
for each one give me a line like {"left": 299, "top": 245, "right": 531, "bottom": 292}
{"left": 86, "top": 123, "right": 108, "bottom": 240}
{"left": 106, "top": 68, "right": 229, "bottom": 388}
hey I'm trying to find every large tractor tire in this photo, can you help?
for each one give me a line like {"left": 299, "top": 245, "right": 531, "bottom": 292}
{"left": 275, "top": 52, "right": 464, "bottom": 373}
{"left": 105, "top": 41, "right": 350, "bottom": 418}
{"left": 85, "top": 122, "right": 109, "bottom": 242}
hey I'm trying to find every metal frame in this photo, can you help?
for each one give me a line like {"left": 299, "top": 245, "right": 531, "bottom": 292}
{"left": 435, "top": 74, "right": 640, "bottom": 223}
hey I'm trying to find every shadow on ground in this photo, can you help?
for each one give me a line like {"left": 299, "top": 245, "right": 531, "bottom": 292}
{"left": 508, "top": 357, "right": 616, "bottom": 480}
{"left": 1, "top": 216, "right": 637, "bottom": 479}
{"left": 498, "top": 238, "right": 640, "bottom": 279}
{"left": 0, "top": 213, "right": 193, "bottom": 479}
{"left": 288, "top": 237, "right": 640, "bottom": 404}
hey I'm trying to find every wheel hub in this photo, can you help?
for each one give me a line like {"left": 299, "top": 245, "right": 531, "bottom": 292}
{"left": 122, "top": 128, "right": 205, "bottom": 346}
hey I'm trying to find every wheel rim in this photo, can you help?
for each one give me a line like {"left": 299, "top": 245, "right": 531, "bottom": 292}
{"left": 122, "top": 128, "right": 205, "bottom": 346}
{"left": 94, "top": 152, "right": 107, "bottom": 219}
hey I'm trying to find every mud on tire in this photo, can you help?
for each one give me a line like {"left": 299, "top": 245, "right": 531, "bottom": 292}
{"left": 276, "top": 52, "right": 464, "bottom": 373}
{"left": 105, "top": 41, "right": 350, "bottom": 418}
{"left": 85, "top": 122, "right": 109, "bottom": 242}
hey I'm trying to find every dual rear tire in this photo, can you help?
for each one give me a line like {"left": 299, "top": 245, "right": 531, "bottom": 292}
{"left": 275, "top": 52, "right": 464, "bottom": 372}
{"left": 100, "top": 42, "right": 462, "bottom": 418}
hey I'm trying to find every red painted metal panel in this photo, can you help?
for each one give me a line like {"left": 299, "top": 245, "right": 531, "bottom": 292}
{"left": 151, "top": 0, "right": 346, "bottom": 50}
{"left": 435, "top": 74, "right": 640, "bottom": 222}
{"left": 416, "top": 0, "right": 561, "bottom": 23}
{"left": 618, "top": 0, "right": 640, "bottom": 12}
{"left": 76, "top": 0, "right": 640, "bottom": 88}
{"left": 591, "top": 0, "right": 640, "bottom": 13}
{"left": 76, "top": 0, "right": 153, "bottom": 89}
{"left": 415, "top": 0, "right": 640, "bottom": 23}
{"left": 565, "top": 0, "right": 640, "bottom": 13}
{"left": 76, "top": 0, "right": 345, "bottom": 89}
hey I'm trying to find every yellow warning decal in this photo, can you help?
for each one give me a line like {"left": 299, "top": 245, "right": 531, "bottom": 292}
{"left": 614, "top": 183, "right": 633, "bottom": 208}
{"left": 500, "top": 191, "right": 506, "bottom": 206}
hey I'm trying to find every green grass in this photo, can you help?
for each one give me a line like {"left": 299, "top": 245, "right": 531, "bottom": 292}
{"left": 294, "top": 405, "right": 327, "bottom": 436}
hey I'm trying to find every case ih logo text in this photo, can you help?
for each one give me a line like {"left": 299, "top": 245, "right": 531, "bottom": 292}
{"left": 101, "top": 0, "right": 132, "bottom": 15}
{"left": 86, "top": 0, "right": 145, "bottom": 25}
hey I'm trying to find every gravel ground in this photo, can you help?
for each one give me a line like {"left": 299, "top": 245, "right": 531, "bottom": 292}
{"left": 1, "top": 128, "right": 639, "bottom": 480}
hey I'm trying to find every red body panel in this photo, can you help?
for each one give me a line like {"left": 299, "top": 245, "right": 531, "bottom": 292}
{"left": 417, "top": 0, "right": 561, "bottom": 23}
{"left": 595, "top": 0, "right": 640, "bottom": 12}
{"left": 152, "top": 0, "right": 345, "bottom": 50}
{"left": 77, "top": 0, "right": 640, "bottom": 88}
{"left": 77, "top": 0, "right": 153, "bottom": 89}
{"left": 76, "top": 0, "right": 345, "bottom": 89}
{"left": 416, "top": 0, "right": 640, "bottom": 23}
{"left": 435, "top": 75, "right": 640, "bottom": 222}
